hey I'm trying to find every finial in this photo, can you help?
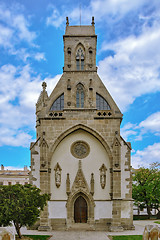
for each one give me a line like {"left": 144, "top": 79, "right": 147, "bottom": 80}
{"left": 91, "top": 16, "right": 95, "bottom": 26}
{"left": 42, "top": 82, "right": 47, "bottom": 91}
{"left": 79, "top": 160, "right": 82, "bottom": 169}
{"left": 66, "top": 17, "right": 69, "bottom": 26}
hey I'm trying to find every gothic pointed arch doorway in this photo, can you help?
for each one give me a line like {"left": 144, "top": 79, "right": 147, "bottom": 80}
{"left": 74, "top": 196, "right": 88, "bottom": 223}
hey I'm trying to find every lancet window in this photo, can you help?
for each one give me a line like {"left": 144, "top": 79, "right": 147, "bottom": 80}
{"left": 76, "top": 84, "right": 84, "bottom": 108}
{"left": 96, "top": 93, "right": 111, "bottom": 110}
{"left": 76, "top": 47, "right": 84, "bottom": 70}
{"left": 50, "top": 93, "right": 64, "bottom": 111}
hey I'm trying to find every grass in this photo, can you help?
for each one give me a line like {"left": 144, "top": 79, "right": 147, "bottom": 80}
{"left": 154, "top": 221, "right": 160, "bottom": 224}
{"left": 111, "top": 236, "right": 142, "bottom": 240}
{"left": 16, "top": 235, "right": 51, "bottom": 240}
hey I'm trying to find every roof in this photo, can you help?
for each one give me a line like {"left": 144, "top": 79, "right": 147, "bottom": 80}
{"left": 65, "top": 25, "right": 96, "bottom": 36}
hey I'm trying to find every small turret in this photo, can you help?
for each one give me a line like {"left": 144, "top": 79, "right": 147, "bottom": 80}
{"left": 36, "top": 81, "right": 49, "bottom": 119}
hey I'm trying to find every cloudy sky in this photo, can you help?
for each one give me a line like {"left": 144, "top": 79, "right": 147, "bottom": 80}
{"left": 0, "top": 0, "right": 160, "bottom": 170}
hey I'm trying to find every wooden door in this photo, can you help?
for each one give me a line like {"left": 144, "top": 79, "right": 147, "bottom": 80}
{"left": 74, "top": 196, "right": 88, "bottom": 223}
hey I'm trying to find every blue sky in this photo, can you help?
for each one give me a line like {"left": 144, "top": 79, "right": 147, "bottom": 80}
{"left": 0, "top": 0, "right": 160, "bottom": 170}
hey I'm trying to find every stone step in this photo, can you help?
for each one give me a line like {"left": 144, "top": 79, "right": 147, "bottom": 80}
{"left": 67, "top": 223, "right": 95, "bottom": 231}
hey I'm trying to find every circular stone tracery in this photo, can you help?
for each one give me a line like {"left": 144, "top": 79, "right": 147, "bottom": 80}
{"left": 71, "top": 141, "right": 90, "bottom": 159}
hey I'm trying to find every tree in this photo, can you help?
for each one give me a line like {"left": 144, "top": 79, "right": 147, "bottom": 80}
{"left": 0, "top": 184, "right": 50, "bottom": 238}
{"left": 132, "top": 162, "right": 160, "bottom": 219}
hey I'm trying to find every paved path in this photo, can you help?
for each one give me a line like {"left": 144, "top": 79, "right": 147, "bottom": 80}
{"left": 3, "top": 220, "right": 160, "bottom": 240}
{"left": 48, "top": 231, "right": 110, "bottom": 240}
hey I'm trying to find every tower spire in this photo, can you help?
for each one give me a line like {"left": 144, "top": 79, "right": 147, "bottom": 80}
{"left": 91, "top": 16, "right": 95, "bottom": 26}
{"left": 66, "top": 16, "right": 69, "bottom": 26}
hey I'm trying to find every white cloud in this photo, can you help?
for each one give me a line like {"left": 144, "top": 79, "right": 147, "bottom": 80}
{"left": 0, "top": 24, "right": 13, "bottom": 48}
{"left": 46, "top": 0, "right": 150, "bottom": 28}
{"left": 0, "top": 63, "right": 60, "bottom": 147}
{"left": 0, "top": 3, "right": 40, "bottom": 62}
{"left": 34, "top": 52, "right": 46, "bottom": 61}
{"left": 98, "top": 23, "right": 160, "bottom": 111}
{"left": 132, "top": 142, "right": 160, "bottom": 168}
{"left": 121, "top": 123, "right": 138, "bottom": 140}
{"left": 139, "top": 112, "right": 160, "bottom": 135}
{"left": 0, "top": 129, "right": 32, "bottom": 147}
{"left": 46, "top": 7, "right": 64, "bottom": 28}
{"left": 121, "top": 111, "right": 160, "bottom": 142}
{"left": 13, "top": 15, "right": 36, "bottom": 44}
{"left": 90, "top": 0, "right": 147, "bottom": 20}
{"left": 0, "top": 3, "right": 36, "bottom": 46}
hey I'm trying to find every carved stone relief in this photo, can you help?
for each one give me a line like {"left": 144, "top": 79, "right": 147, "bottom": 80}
{"left": 71, "top": 141, "right": 90, "bottom": 159}
{"left": 99, "top": 164, "right": 107, "bottom": 189}
{"left": 90, "top": 173, "right": 94, "bottom": 195}
{"left": 66, "top": 173, "right": 70, "bottom": 195}
{"left": 71, "top": 160, "right": 89, "bottom": 193}
{"left": 54, "top": 163, "right": 62, "bottom": 188}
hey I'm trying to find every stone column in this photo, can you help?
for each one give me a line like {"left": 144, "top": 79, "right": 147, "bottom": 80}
{"left": 109, "top": 136, "right": 123, "bottom": 231}
{"left": 38, "top": 170, "right": 51, "bottom": 231}
{"left": 38, "top": 137, "right": 51, "bottom": 231}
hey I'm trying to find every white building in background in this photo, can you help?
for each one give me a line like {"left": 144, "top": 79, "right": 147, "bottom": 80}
{"left": 0, "top": 164, "right": 30, "bottom": 186}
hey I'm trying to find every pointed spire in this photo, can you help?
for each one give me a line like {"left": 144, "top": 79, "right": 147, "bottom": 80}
{"left": 78, "top": 160, "right": 82, "bottom": 170}
{"left": 36, "top": 81, "right": 48, "bottom": 107}
{"left": 66, "top": 17, "right": 69, "bottom": 26}
{"left": 91, "top": 16, "right": 95, "bottom": 26}
{"left": 42, "top": 81, "right": 47, "bottom": 91}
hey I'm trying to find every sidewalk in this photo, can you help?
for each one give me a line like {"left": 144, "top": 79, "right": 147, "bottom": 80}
{"left": 4, "top": 220, "right": 160, "bottom": 240}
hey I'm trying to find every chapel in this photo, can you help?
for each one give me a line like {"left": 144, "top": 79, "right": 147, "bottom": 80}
{"left": 30, "top": 17, "right": 134, "bottom": 231}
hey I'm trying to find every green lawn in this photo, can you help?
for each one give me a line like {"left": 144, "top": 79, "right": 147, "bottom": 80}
{"left": 154, "top": 221, "right": 160, "bottom": 224}
{"left": 16, "top": 235, "right": 51, "bottom": 240}
{"left": 111, "top": 236, "right": 142, "bottom": 240}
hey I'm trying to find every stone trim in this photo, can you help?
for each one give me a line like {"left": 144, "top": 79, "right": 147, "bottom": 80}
{"left": 66, "top": 190, "right": 95, "bottom": 225}
{"left": 48, "top": 123, "right": 113, "bottom": 163}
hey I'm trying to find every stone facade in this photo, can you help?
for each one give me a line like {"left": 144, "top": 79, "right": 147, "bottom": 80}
{"left": 30, "top": 17, "right": 134, "bottom": 231}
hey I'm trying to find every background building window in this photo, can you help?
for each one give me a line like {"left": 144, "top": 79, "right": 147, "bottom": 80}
{"left": 96, "top": 93, "right": 111, "bottom": 110}
{"left": 50, "top": 94, "right": 64, "bottom": 111}
{"left": 76, "top": 84, "right": 84, "bottom": 108}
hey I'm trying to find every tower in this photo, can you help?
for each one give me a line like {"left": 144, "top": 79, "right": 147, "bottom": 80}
{"left": 30, "top": 17, "right": 134, "bottom": 231}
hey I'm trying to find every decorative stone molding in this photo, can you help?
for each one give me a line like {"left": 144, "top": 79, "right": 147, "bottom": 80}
{"left": 90, "top": 173, "right": 94, "bottom": 195}
{"left": 0, "top": 228, "right": 15, "bottom": 240}
{"left": 66, "top": 160, "right": 95, "bottom": 225}
{"left": 99, "top": 164, "right": 107, "bottom": 189}
{"left": 71, "top": 141, "right": 90, "bottom": 159}
{"left": 54, "top": 163, "right": 62, "bottom": 188}
{"left": 112, "top": 136, "right": 121, "bottom": 148}
{"left": 71, "top": 160, "right": 88, "bottom": 191}
{"left": 49, "top": 124, "right": 113, "bottom": 163}
{"left": 66, "top": 173, "right": 70, "bottom": 195}
{"left": 36, "top": 82, "right": 48, "bottom": 113}
{"left": 40, "top": 135, "right": 48, "bottom": 170}
{"left": 143, "top": 225, "right": 160, "bottom": 240}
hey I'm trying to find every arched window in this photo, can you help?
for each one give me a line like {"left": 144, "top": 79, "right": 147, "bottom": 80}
{"left": 96, "top": 93, "right": 111, "bottom": 110}
{"left": 89, "top": 48, "right": 93, "bottom": 66}
{"left": 76, "top": 47, "right": 84, "bottom": 70}
{"left": 50, "top": 93, "right": 64, "bottom": 111}
{"left": 76, "top": 84, "right": 84, "bottom": 108}
{"left": 67, "top": 48, "right": 71, "bottom": 66}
